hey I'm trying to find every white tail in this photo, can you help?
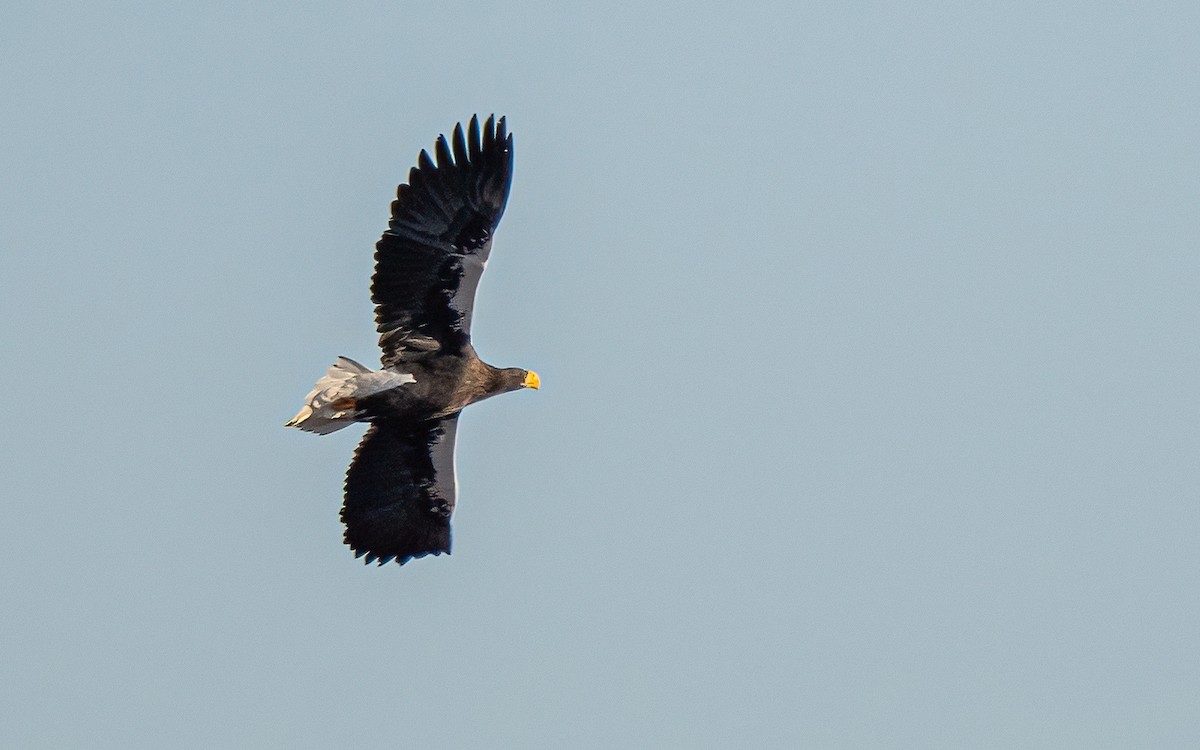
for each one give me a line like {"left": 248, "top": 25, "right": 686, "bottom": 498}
{"left": 285, "top": 357, "right": 415, "bottom": 434}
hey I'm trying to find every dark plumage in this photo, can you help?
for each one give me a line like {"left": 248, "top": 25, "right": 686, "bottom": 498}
{"left": 286, "top": 115, "right": 538, "bottom": 565}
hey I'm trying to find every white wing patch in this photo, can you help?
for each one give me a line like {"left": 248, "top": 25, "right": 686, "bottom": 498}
{"left": 286, "top": 357, "right": 414, "bottom": 434}
{"left": 450, "top": 251, "right": 489, "bottom": 333}
{"left": 428, "top": 416, "right": 459, "bottom": 514}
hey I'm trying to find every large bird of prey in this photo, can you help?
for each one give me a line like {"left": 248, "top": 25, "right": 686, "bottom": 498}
{"left": 286, "top": 115, "right": 538, "bottom": 566}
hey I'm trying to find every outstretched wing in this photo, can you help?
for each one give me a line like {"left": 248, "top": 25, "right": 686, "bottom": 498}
{"left": 341, "top": 416, "right": 459, "bottom": 565}
{"left": 373, "top": 115, "right": 514, "bottom": 367}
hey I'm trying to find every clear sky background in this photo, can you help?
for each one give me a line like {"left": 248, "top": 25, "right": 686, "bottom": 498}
{"left": 3, "top": 1, "right": 1198, "bottom": 747}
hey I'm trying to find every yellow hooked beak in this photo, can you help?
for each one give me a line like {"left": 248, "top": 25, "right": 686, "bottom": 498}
{"left": 523, "top": 371, "right": 541, "bottom": 390}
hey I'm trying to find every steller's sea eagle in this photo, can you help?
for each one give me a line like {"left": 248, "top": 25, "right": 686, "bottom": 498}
{"left": 286, "top": 115, "right": 538, "bottom": 566}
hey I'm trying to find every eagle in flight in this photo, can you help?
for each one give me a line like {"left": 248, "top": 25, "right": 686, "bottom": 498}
{"left": 287, "top": 115, "right": 538, "bottom": 566}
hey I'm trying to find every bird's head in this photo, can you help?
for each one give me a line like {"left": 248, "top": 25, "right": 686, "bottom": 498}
{"left": 492, "top": 367, "right": 540, "bottom": 394}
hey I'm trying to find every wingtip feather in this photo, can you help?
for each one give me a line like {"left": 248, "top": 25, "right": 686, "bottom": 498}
{"left": 435, "top": 134, "right": 453, "bottom": 168}
{"left": 452, "top": 123, "right": 468, "bottom": 164}
{"left": 468, "top": 114, "right": 481, "bottom": 159}
{"left": 482, "top": 114, "right": 495, "bottom": 151}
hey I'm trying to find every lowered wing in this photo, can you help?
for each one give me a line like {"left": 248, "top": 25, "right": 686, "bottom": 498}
{"left": 341, "top": 416, "right": 460, "bottom": 565}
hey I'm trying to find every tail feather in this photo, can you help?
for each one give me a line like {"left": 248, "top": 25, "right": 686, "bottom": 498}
{"left": 286, "top": 357, "right": 414, "bottom": 435}
{"left": 328, "top": 356, "right": 371, "bottom": 376}
{"left": 285, "top": 404, "right": 350, "bottom": 435}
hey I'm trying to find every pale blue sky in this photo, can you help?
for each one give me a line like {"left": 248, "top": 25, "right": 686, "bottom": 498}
{"left": 3, "top": 1, "right": 1199, "bottom": 747}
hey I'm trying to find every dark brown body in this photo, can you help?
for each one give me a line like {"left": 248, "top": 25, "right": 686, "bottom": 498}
{"left": 358, "top": 351, "right": 530, "bottom": 424}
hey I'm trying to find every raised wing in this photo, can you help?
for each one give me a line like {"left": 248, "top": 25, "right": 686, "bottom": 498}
{"left": 372, "top": 115, "right": 514, "bottom": 367}
{"left": 341, "top": 416, "right": 459, "bottom": 565}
